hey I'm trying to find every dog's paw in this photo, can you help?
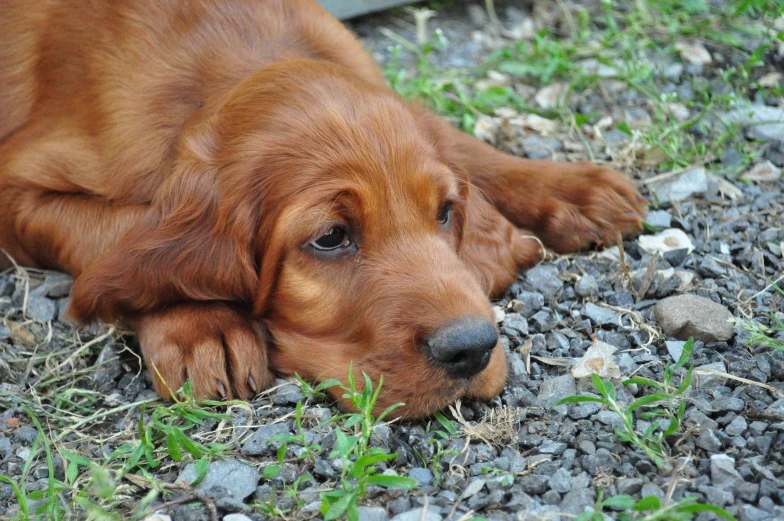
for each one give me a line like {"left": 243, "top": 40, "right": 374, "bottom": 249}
{"left": 134, "top": 302, "right": 274, "bottom": 400}
{"left": 532, "top": 162, "right": 646, "bottom": 253}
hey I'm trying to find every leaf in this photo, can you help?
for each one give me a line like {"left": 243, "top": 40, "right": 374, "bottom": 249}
{"left": 62, "top": 449, "right": 93, "bottom": 468}
{"left": 90, "top": 465, "right": 116, "bottom": 500}
{"left": 344, "top": 415, "right": 362, "bottom": 429}
{"left": 679, "top": 503, "right": 736, "bottom": 519}
{"left": 623, "top": 377, "right": 663, "bottom": 389}
{"left": 263, "top": 465, "right": 280, "bottom": 479}
{"left": 166, "top": 432, "right": 183, "bottom": 461}
{"left": 331, "top": 429, "right": 351, "bottom": 458}
{"left": 362, "top": 372, "right": 374, "bottom": 406}
{"left": 347, "top": 499, "right": 360, "bottom": 521}
{"left": 462, "top": 113, "right": 476, "bottom": 133}
{"left": 377, "top": 403, "right": 405, "bottom": 423}
{"left": 0, "top": 475, "right": 28, "bottom": 518}
{"left": 181, "top": 379, "right": 193, "bottom": 398}
{"left": 634, "top": 495, "right": 662, "bottom": 511}
{"left": 618, "top": 121, "right": 633, "bottom": 136}
{"left": 605, "top": 381, "right": 617, "bottom": 402}
{"left": 314, "top": 379, "right": 343, "bottom": 393}
{"left": 365, "top": 475, "right": 419, "bottom": 489}
{"left": 555, "top": 396, "right": 608, "bottom": 406}
{"left": 191, "top": 458, "right": 209, "bottom": 487}
{"left": 640, "top": 419, "right": 662, "bottom": 442}
{"left": 172, "top": 427, "right": 203, "bottom": 458}
{"left": 475, "top": 86, "right": 511, "bottom": 109}
{"left": 369, "top": 373, "right": 383, "bottom": 414}
{"left": 347, "top": 362, "right": 356, "bottom": 393}
{"left": 573, "top": 112, "right": 590, "bottom": 127}
{"left": 28, "top": 490, "right": 47, "bottom": 501}
{"left": 498, "top": 61, "right": 531, "bottom": 77}
{"left": 663, "top": 415, "right": 680, "bottom": 437}
{"left": 324, "top": 490, "right": 356, "bottom": 521}
{"left": 434, "top": 412, "right": 457, "bottom": 435}
{"left": 673, "top": 337, "right": 694, "bottom": 371}
{"left": 268, "top": 434, "right": 299, "bottom": 444}
{"left": 627, "top": 393, "right": 671, "bottom": 413}
{"left": 591, "top": 373, "right": 608, "bottom": 398}
{"left": 638, "top": 408, "right": 669, "bottom": 421}
{"left": 675, "top": 365, "right": 693, "bottom": 395}
{"left": 137, "top": 406, "right": 147, "bottom": 443}
{"left": 295, "top": 401, "right": 304, "bottom": 428}
{"left": 602, "top": 495, "right": 636, "bottom": 509}
{"left": 677, "top": 400, "right": 687, "bottom": 420}
{"left": 66, "top": 461, "right": 78, "bottom": 484}
{"left": 127, "top": 444, "right": 145, "bottom": 470}
{"left": 349, "top": 452, "right": 395, "bottom": 478}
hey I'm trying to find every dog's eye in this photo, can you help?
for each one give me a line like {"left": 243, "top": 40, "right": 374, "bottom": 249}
{"left": 437, "top": 202, "right": 452, "bottom": 226}
{"left": 311, "top": 227, "right": 350, "bottom": 250}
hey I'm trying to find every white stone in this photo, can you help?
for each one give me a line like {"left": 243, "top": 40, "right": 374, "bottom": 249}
{"left": 741, "top": 160, "right": 781, "bottom": 182}
{"left": 639, "top": 228, "right": 695, "bottom": 255}
{"left": 674, "top": 41, "right": 712, "bottom": 65}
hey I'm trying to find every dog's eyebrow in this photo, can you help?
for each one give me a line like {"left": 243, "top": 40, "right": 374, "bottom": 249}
{"left": 430, "top": 166, "right": 461, "bottom": 201}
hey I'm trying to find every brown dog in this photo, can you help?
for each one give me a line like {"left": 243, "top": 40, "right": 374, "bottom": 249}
{"left": 0, "top": 0, "right": 644, "bottom": 418}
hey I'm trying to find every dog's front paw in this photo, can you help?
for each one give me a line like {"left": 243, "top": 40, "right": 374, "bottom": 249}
{"left": 532, "top": 162, "right": 647, "bottom": 253}
{"left": 135, "top": 302, "right": 274, "bottom": 399}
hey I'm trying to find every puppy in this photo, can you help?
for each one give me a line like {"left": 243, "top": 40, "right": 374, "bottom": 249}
{"left": 0, "top": 0, "right": 644, "bottom": 417}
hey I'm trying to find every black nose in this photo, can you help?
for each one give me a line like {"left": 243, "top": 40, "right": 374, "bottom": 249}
{"left": 424, "top": 316, "right": 498, "bottom": 378}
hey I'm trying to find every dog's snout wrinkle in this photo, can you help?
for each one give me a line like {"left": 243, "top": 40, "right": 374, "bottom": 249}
{"left": 424, "top": 316, "right": 498, "bottom": 379}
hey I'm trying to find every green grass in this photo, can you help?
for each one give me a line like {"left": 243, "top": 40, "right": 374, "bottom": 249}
{"left": 0, "top": 383, "right": 241, "bottom": 520}
{"left": 317, "top": 366, "right": 418, "bottom": 521}
{"left": 385, "top": 0, "right": 784, "bottom": 172}
{"left": 579, "top": 488, "right": 735, "bottom": 521}
{"left": 3, "top": 2, "right": 783, "bottom": 519}
{"left": 743, "top": 283, "right": 784, "bottom": 351}
{"left": 557, "top": 338, "right": 737, "bottom": 520}
{"left": 557, "top": 338, "right": 695, "bottom": 468}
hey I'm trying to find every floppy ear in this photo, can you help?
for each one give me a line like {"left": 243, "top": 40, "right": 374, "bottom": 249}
{"left": 458, "top": 186, "right": 545, "bottom": 297}
{"left": 403, "top": 102, "right": 546, "bottom": 297}
{"left": 69, "top": 152, "right": 260, "bottom": 324}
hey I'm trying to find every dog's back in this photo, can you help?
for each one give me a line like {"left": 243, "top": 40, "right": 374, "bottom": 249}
{"left": 0, "top": 0, "right": 382, "bottom": 201}
{"left": 0, "top": 0, "right": 55, "bottom": 142}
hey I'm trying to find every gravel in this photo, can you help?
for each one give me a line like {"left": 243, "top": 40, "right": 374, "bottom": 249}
{"left": 176, "top": 459, "right": 260, "bottom": 502}
{"left": 241, "top": 422, "right": 291, "bottom": 455}
{"left": 2, "top": 1, "right": 783, "bottom": 520}
{"left": 646, "top": 166, "right": 719, "bottom": 202}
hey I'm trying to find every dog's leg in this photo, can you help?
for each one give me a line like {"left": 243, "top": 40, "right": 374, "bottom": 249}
{"left": 0, "top": 187, "right": 147, "bottom": 274}
{"left": 418, "top": 108, "right": 647, "bottom": 254}
{"left": 0, "top": 181, "right": 275, "bottom": 400}
{"left": 134, "top": 301, "right": 275, "bottom": 400}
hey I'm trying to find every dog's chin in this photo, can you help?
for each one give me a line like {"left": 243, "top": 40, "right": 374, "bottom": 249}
{"left": 465, "top": 342, "right": 509, "bottom": 400}
{"left": 370, "top": 353, "right": 508, "bottom": 420}
{"left": 317, "top": 344, "right": 508, "bottom": 420}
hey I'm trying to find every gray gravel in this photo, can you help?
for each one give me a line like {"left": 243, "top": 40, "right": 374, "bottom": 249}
{"left": 1, "top": 1, "right": 783, "bottom": 520}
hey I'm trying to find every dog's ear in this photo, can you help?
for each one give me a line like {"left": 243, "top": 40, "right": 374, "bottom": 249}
{"left": 458, "top": 186, "right": 544, "bottom": 297}
{"left": 69, "top": 135, "right": 260, "bottom": 323}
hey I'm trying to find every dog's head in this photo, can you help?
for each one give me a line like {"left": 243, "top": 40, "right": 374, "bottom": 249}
{"left": 71, "top": 60, "right": 508, "bottom": 418}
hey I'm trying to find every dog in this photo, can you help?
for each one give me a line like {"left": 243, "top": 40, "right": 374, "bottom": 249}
{"left": 0, "top": 0, "right": 645, "bottom": 418}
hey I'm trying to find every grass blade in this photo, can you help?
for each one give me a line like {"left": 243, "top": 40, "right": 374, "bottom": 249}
{"left": 556, "top": 396, "right": 608, "bottom": 406}
{"left": 365, "top": 475, "right": 418, "bottom": 489}
{"left": 627, "top": 393, "right": 671, "bottom": 413}
{"left": 673, "top": 337, "right": 694, "bottom": 371}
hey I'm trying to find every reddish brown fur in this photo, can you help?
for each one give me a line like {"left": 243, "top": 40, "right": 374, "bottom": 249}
{"left": 0, "top": 0, "right": 645, "bottom": 418}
